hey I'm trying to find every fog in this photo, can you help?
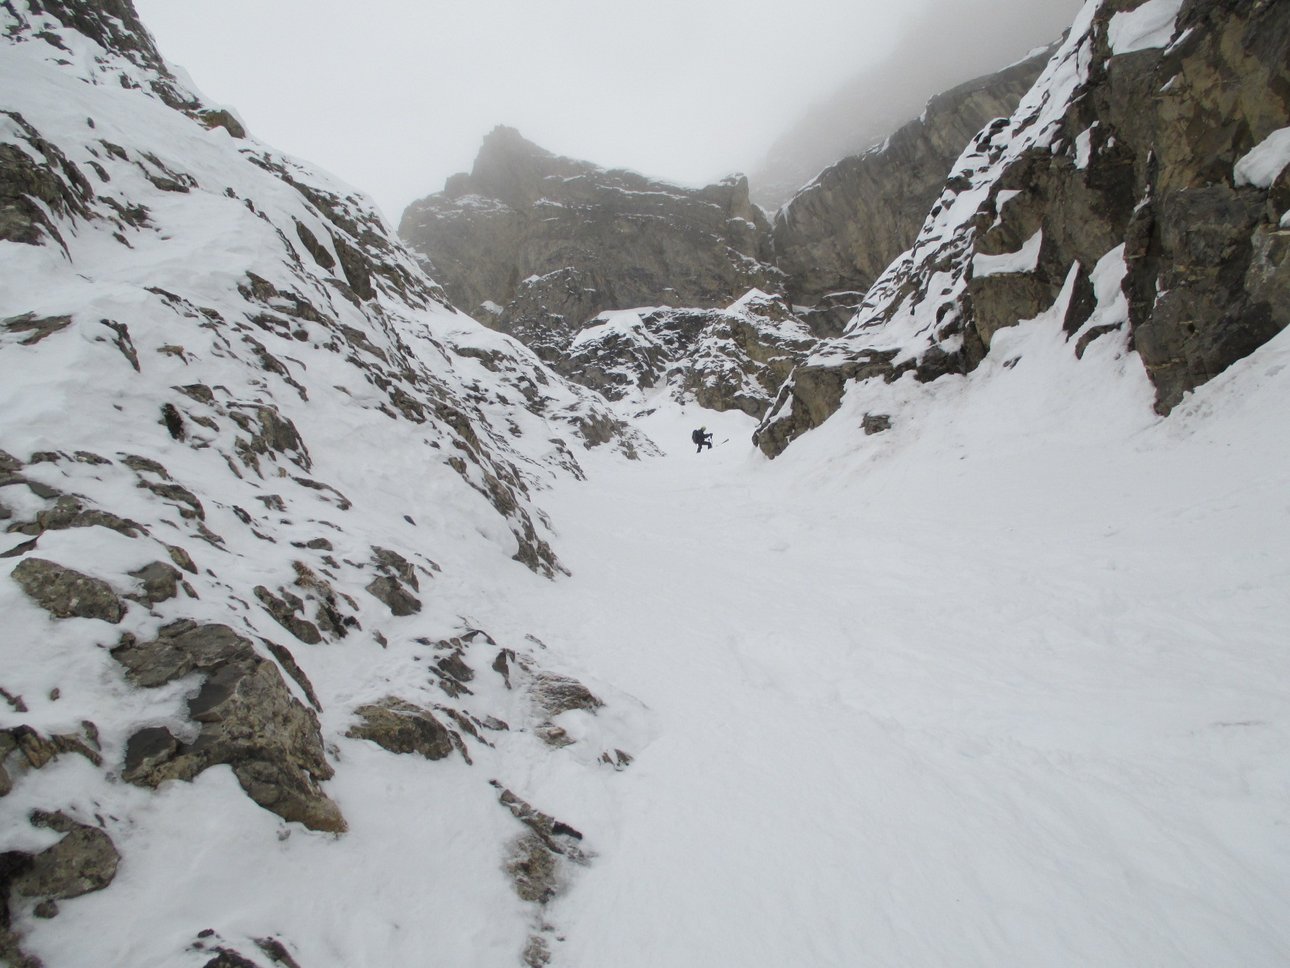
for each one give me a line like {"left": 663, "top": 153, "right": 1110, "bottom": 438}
{"left": 752, "top": 0, "right": 1082, "bottom": 206}
{"left": 133, "top": 0, "right": 1082, "bottom": 223}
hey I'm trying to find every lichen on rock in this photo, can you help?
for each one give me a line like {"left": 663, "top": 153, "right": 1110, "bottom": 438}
{"left": 112, "top": 621, "right": 345, "bottom": 832}
{"left": 346, "top": 697, "right": 457, "bottom": 761}
{"left": 10, "top": 557, "right": 126, "bottom": 623}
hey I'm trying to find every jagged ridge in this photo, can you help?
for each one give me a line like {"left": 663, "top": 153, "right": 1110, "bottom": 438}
{"left": 399, "top": 125, "right": 783, "bottom": 362}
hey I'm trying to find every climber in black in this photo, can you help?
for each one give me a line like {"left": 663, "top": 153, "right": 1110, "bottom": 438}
{"left": 692, "top": 426, "right": 714, "bottom": 453}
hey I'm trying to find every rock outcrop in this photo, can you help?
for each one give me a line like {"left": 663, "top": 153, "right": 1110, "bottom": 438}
{"left": 114, "top": 621, "right": 346, "bottom": 833}
{"left": 399, "top": 126, "right": 783, "bottom": 362}
{"left": 770, "top": 47, "right": 1054, "bottom": 334}
{"left": 562, "top": 290, "right": 817, "bottom": 418}
{"left": 757, "top": 0, "right": 1290, "bottom": 457}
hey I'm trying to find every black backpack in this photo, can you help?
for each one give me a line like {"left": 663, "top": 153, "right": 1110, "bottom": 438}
{"left": 691, "top": 429, "right": 703, "bottom": 444}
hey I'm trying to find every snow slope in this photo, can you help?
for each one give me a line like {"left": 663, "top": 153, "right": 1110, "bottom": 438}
{"left": 0, "top": 3, "right": 648, "bottom": 965}
{"left": 2, "top": 1, "right": 1288, "bottom": 966}
{"left": 512, "top": 317, "right": 1290, "bottom": 967}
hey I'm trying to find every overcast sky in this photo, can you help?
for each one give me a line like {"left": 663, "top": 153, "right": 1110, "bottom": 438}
{"left": 132, "top": 0, "right": 1080, "bottom": 224}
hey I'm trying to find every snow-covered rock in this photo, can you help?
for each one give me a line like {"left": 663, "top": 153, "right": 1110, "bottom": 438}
{"left": 756, "top": 0, "right": 1290, "bottom": 457}
{"left": 399, "top": 126, "right": 784, "bottom": 363}
{"left": 0, "top": 2, "right": 649, "bottom": 964}
{"left": 562, "top": 290, "right": 816, "bottom": 418}
{"left": 769, "top": 46, "right": 1054, "bottom": 333}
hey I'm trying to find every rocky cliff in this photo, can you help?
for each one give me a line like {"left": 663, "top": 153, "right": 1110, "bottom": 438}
{"left": 756, "top": 0, "right": 1290, "bottom": 458}
{"left": 0, "top": 3, "right": 649, "bottom": 965}
{"left": 769, "top": 48, "right": 1054, "bottom": 335}
{"left": 561, "top": 290, "right": 817, "bottom": 418}
{"left": 399, "top": 126, "right": 783, "bottom": 364}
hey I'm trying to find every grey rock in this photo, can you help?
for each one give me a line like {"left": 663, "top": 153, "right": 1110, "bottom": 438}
{"left": 505, "top": 831, "right": 559, "bottom": 904}
{"left": 494, "top": 782, "right": 589, "bottom": 905}
{"left": 136, "top": 477, "right": 204, "bottom": 520}
{"left": 128, "top": 560, "right": 182, "bottom": 605}
{"left": 262, "top": 639, "right": 323, "bottom": 711}
{"left": 3, "top": 313, "right": 72, "bottom": 346}
{"left": 230, "top": 404, "right": 311, "bottom": 474}
{"left": 160, "top": 402, "right": 185, "bottom": 440}
{"left": 561, "top": 293, "right": 817, "bottom": 418}
{"left": 111, "top": 622, "right": 345, "bottom": 832}
{"left": 346, "top": 698, "right": 456, "bottom": 760}
{"left": 771, "top": 50, "right": 1052, "bottom": 325}
{"left": 254, "top": 936, "right": 304, "bottom": 968}
{"left": 371, "top": 546, "right": 419, "bottom": 591}
{"left": 523, "top": 934, "right": 552, "bottom": 968}
{"left": 12, "top": 494, "right": 147, "bottom": 538}
{"left": 202, "top": 951, "right": 261, "bottom": 968}
{"left": 13, "top": 811, "right": 118, "bottom": 901}
{"left": 756, "top": 351, "right": 906, "bottom": 458}
{"left": 198, "top": 109, "right": 245, "bottom": 139}
{"left": 5, "top": 725, "right": 101, "bottom": 775}
{"left": 254, "top": 585, "right": 322, "bottom": 645}
{"left": 10, "top": 557, "right": 125, "bottom": 623}
{"left": 599, "top": 749, "right": 634, "bottom": 771}
{"left": 531, "top": 673, "right": 602, "bottom": 720}
{"left": 364, "top": 575, "right": 421, "bottom": 617}
{"left": 122, "top": 725, "right": 179, "bottom": 781}
{"left": 166, "top": 543, "right": 198, "bottom": 574}
{"left": 862, "top": 414, "right": 893, "bottom": 435}
{"left": 99, "top": 319, "right": 140, "bottom": 371}
{"left": 0, "top": 110, "right": 93, "bottom": 248}
{"left": 294, "top": 219, "right": 336, "bottom": 271}
{"left": 757, "top": 0, "right": 1290, "bottom": 454}
{"left": 400, "top": 126, "right": 783, "bottom": 359}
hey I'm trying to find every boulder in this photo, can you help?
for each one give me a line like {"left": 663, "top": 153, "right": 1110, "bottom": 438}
{"left": 12, "top": 811, "right": 119, "bottom": 901}
{"left": 129, "top": 560, "right": 182, "bottom": 605}
{"left": 346, "top": 698, "right": 456, "bottom": 761}
{"left": 10, "top": 557, "right": 125, "bottom": 623}
{"left": 364, "top": 575, "right": 420, "bottom": 617}
{"left": 112, "top": 621, "right": 345, "bottom": 832}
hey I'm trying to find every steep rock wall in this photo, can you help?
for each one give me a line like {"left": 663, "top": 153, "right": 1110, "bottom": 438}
{"left": 770, "top": 49, "right": 1053, "bottom": 334}
{"left": 756, "top": 0, "right": 1290, "bottom": 457}
{"left": 399, "top": 126, "right": 784, "bottom": 363}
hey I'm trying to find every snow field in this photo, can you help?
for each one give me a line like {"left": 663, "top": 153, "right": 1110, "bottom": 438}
{"left": 489, "top": 321, "right": 1290, "bottom": 967}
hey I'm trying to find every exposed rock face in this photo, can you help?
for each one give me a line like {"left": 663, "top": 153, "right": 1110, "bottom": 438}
{"left": 11, "top": 810, "right": 120, "bottom": 903}
{"left": 771, "top": 48, "right": 1053, "bottom": 334}
{"left": 114, "top": 622, "right": 346, "bottom": 832}
{"left": 399, "top": 126, "right": 783, "bottom": 363}
{"left": 346, "top": 698, "right": 456, "bottom": 760}
{"left": 1, "top": 809, "right": 120, "bottom": 967}
{"left": 561, "top": 291, "right": 817, "bottom": 418}
{"left": 11, "top": 557, "right": 126, "bottom": 623}
{"left": 757, "top": 0, "right": 1290, "bottom": 456}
